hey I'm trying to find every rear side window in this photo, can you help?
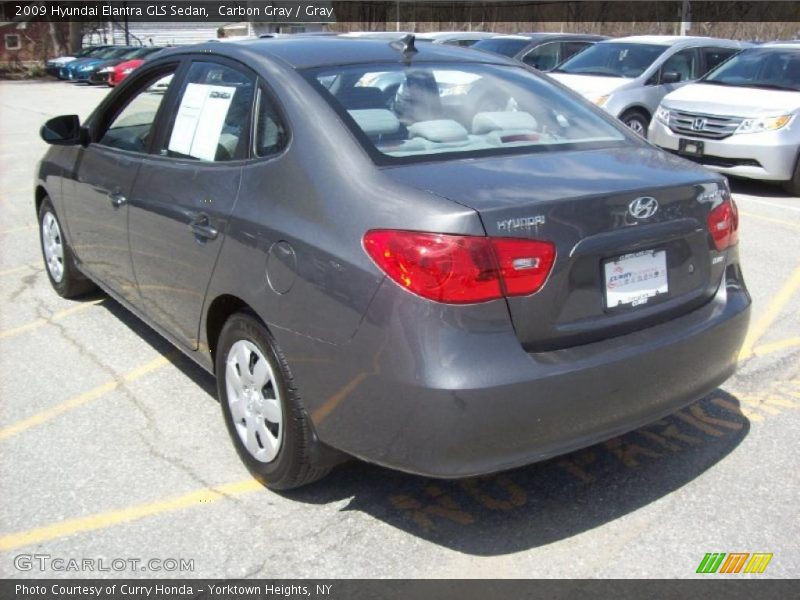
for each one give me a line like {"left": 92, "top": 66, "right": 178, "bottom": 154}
{"left": 305, "top": 62, "right": 627, "bottom": 163}
{"left": 254, "top": 87, "right": 288, "bottom": 157}
{"left": 164, "top": 61, "right": 255, "bottom": 162}
{"left": 97, "top": 69, "right": 177, "bottom": 153}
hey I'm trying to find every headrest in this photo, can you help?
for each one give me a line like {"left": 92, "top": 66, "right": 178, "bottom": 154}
{"left": 408, "top": 119, "right": 469, "bottom": 143}
{"left": 348, "top": 109, "right": 401, "bottom": 137}
{"left": 472, "top": 111, "right": 538, "bottom": 134}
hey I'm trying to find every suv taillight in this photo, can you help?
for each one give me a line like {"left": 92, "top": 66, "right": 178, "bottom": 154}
{"left": 707, "top": 196, "right": 739, "bottom": 251}
{"left": 363, "top": 230, "right": 556, "bottom": 304}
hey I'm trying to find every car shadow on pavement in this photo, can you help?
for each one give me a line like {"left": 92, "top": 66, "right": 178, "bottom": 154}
{"left": 93, "top": 293, "right": 750, "bottom": 556}
{"left": 728, "top": 177, "right": 792, "bottom": 199}
{"left": 283, "top": 391, "right": 750, "bottom": 556}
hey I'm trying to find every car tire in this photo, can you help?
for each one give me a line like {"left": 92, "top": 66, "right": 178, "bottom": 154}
{"left": 38, "top": 197, "right": 96, "bottom": 298}
{"left": 781, "top": 155, "right": 800, "bottom": 197}
{"left": 620, "top": 109, "right": 650, "bottom": 137}
{"left": 216, "top": 312, "right": 331, "bottom": 490}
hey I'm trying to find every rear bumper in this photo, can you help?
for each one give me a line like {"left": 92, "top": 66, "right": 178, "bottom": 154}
{"left": 285, "top": 257, "right": 750, "bottom": 479}
{"left": 648, "top": 119, "right": 798, "bottom": 182}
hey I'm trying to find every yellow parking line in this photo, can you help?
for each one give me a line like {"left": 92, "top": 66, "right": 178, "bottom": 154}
{"left": 739, "top": 211, "right": 800, "bottom": 232}
{"left": 0, "top": 478, "right": 261, "bottom": 551}
{"left": 740, "top": 264, "right": 800, "bottom": 360}
{"left": 752, "top": 336, "right": 800, "bottom": 357}
{"left": 0, "top": 299, "right": 102, "bottom": 340}
{"left": 0, "top": 354, "right": 172, "bottom": 441}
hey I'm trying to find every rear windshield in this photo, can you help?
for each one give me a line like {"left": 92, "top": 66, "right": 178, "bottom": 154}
{"left": 304, "top": 62, "right": 627, "bottom": 163}
{"left": 554, "top": 42, "right": 668, "bottom": 78}
{"left": 472, "top": 38, "right": 530, "bottom": 57}
{"left": 702, "top": 48, "right": 800, "bottom": 92}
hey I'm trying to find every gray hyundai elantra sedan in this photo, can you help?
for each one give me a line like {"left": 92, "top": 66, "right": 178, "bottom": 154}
{"left": 36, "top": 36, "right": 750, "bottom": 489}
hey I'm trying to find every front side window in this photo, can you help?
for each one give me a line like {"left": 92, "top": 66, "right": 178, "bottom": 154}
{"left": 702, "top": 48, "right": 800, "bottom": 92}
{"left": 306, "top": 62, "right": 627, "bottom": 163}
{"left": 164, "top": 61, "right": 255, "bottom": 162}
{"left": 555, "top": 42, "right": 668, "bottom": 78}
{"left": 97, "top": 69, "right": 177, "bottom": 153}
{"left": 522, "top": 42, "right": 561, "bottom": 71}
{"left": 660, "top": 48, "right": 698, "bottom": 82}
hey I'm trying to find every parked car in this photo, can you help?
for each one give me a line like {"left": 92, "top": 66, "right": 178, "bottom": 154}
{"left": 416, "top": 31, "right": 498, "bottom": 47}
{"left": 471, "top": 33, "right": 607, "bottom": 71}
{"left": 59, "top": 46, "right": 134, "bottom": 81}
{"left": 649, "top": 43, "right": 800, "bottom": 194}
{"left": 36, "top": 37, "right": 750, "bottom": 489}
{"left": 92, "top": 47, "right": 165, "bottom": 86}
{"left": 550, "top": 36, "right": 749, "bottom": 135}
{"left": 45, "top": 46, "right": 111, "bottom": 77}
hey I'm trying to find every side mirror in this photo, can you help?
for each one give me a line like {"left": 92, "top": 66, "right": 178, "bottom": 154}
{"left": 661, "top": 71, "right": 682, "bottom": 84}
{"left": 40, "top": 115, "right": 88, "bottom": 146}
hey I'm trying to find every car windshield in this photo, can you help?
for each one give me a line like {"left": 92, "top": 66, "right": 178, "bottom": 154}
{"left": 702, "top": 48, "right": 800, "bottom": 91}
{"left": 554, "top": 42, "right": 668, "bottom": 78}
{"left": 305, "top": 62, "right": 627, "bottom": 163}
{"left": 472, "top": 38, "right": 530, "bottom": 57}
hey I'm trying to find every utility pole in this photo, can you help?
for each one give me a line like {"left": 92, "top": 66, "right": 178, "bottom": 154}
{"left": 679, "top": 0, "right": 691, "bottom": 36}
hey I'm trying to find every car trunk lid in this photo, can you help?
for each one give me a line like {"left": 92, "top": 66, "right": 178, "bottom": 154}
{"left": 382, "top": 146, "right": 729, "bottom": 350}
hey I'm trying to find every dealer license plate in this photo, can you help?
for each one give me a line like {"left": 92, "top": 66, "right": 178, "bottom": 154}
{"left": 603, "top": 249, "right": 668, "bottom": 309}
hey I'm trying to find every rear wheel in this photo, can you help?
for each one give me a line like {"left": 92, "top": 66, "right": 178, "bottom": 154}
{"left": 38, "top": 198, "right": 95, "bottom": 298}
{"left": 620, "top": 109, "right": 650, "bottom": 137}
{"left": 781, "top": 155, "right": 800, "bottom": 197}
{"left": 216, "top": 313, "right": 331, "bottom": 490}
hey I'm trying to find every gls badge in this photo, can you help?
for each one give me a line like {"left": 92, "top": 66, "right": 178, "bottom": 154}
{"left": 497, "top": 215, "right": 546, "bottom": 231}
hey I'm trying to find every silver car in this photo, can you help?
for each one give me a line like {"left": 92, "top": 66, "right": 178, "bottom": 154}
{"left": 550, "top": 36, "right": 749, "bottom": 135}
{"left": 648, "top": 43, "right": 800, "bottom": 195}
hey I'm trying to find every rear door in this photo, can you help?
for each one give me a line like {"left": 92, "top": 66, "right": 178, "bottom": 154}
{"left": 127, "top": 58, "right": 256, "bottom": 349}
{"left": 65, "top": 63, "right": 179, "bottom": 305}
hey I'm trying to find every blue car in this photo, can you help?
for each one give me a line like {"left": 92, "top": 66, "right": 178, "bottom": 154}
{"left": 60, "top": 47, "right": 134, "bottom": 81}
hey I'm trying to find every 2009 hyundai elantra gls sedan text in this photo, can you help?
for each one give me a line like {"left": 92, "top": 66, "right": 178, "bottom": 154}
{"left": 36, "top": 36, "right": 750, "bottom": 489}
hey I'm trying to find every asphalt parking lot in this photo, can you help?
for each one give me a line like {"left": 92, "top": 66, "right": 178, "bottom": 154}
{"left": 0, "top": 80, "right": 798, "bottom": 579}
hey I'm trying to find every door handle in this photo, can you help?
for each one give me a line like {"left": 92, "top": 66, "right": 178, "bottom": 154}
{"left": 188, "top": 214, "right": 219, "bottom": 241}
{"left": 108, "top": 192, "right": 127, "bottom": 208}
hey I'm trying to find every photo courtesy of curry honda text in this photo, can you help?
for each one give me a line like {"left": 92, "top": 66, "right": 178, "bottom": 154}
{"left": 36, "top": 36, "right": 751, "bottom": 489}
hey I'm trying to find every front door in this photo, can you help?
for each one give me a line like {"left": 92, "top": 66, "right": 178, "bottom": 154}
{"left": 128, "top": 59, "right": 256, "bottom": 349}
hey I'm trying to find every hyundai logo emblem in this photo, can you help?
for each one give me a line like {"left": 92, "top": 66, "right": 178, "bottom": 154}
{"left": 691, "top": 117, "right": 707, "bottom": 131}
{"left": 628, "top": 196, "right": 659, "bottom": 220}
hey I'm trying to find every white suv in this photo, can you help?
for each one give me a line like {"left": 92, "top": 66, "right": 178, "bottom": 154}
{"left": 648, "top": 43, "right": 800, "bottom": 195}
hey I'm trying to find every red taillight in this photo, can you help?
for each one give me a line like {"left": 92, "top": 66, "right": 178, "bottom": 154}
{"left": 707, "top": 196, "right": 739, "bottom": 251}
{"left": 363, "top": 230, "right": 555, "bottom": 304}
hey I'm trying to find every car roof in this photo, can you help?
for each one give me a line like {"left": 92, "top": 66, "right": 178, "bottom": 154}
{"left": 488, "top": 32, "right": 606, "bottom": 42}
{"left": 603, "top": 35, "right": 742, "bottom": 46}
{"left": 155, "top": 36, "right": 521, "bottom": 69}
{"left": 416, "top": 31, "right": 497, "bottom": 41}
{"left": 762, "top": 41, "right": 800, "bottom": 49}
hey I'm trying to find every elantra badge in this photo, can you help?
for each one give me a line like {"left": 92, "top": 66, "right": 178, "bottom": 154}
{"left": 628, "top": 196, "right": 659, "bottom": 220}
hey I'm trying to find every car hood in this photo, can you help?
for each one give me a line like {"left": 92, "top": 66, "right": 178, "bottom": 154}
{"left": 381, "top": 145, "right": 715, "bottom": 212}
{"left": 661, "top": 82, "right": 800, "bottom": 116}
{"left": 549, "top": 73, "right": 633, "bottom": 98}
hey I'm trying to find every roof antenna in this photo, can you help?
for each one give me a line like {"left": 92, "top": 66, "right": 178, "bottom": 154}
{"left": 390, "top": 34, "right": 418, "bottom": 59}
